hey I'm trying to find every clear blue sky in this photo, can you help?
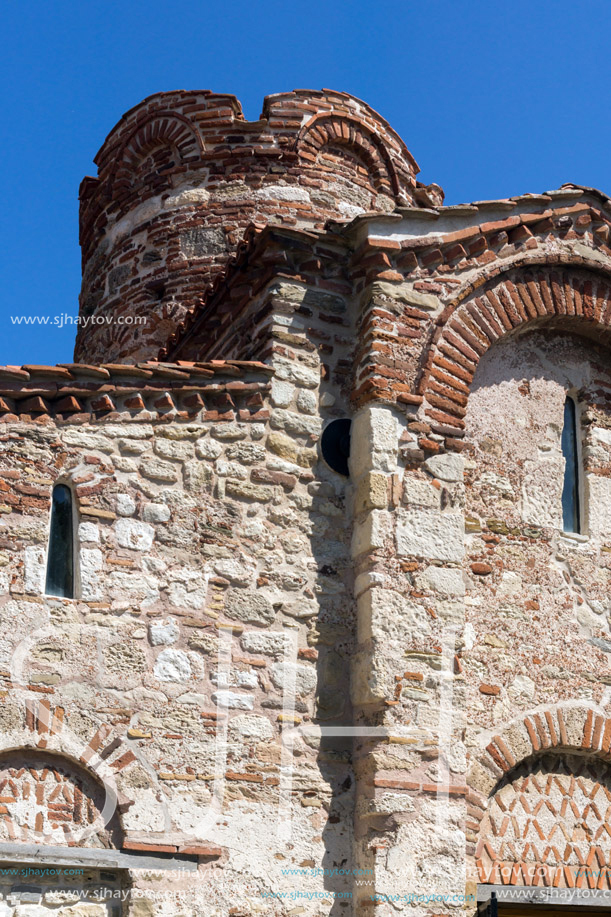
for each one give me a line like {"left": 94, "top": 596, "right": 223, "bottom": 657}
{"left": 2, "top": 0, "right": 609, "bottom": 366}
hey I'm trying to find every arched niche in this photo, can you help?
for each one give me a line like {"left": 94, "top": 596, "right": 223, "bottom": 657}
{"left": 419, "top": 263, "right": 611, "bottom": 435}
{"left": 0, "top": 749, "right": 123, "bottom": 849}
{"left": 297, "top": 113, "right": 399, "bottom": 197}
{"left": 110, "top": 112, "right": 204, "bottom": 202}
{"left": 477, "top": 751, "right": 611, "bottom": 889}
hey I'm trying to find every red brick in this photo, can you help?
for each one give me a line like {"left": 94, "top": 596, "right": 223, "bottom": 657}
{"left": 178, "top": 844, "right": 224, "bottom": 856}
{"left": 123, "top": 840, "right": 177, "bottom": 853}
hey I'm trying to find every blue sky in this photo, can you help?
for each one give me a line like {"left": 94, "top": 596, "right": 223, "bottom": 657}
{"left": 1, "top": 0, "right": 609, "bottom": 365}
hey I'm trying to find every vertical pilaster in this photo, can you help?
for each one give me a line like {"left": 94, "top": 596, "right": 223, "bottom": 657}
{"left": 350, "top": 403, "right": 471, "bottom": 914}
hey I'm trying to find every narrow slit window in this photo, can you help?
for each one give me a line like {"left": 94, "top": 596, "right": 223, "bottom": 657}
{"left": 45, "top": 484, "right": 75, "bottom": 598}
{"left": 561, "top": 396, "right": 580, "bottom": 534}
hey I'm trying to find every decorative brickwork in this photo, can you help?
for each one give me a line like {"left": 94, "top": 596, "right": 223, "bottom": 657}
{"left": 477, "top": 753, "right": 611, "bottom": 889}
{"left": 420, "top": 267, "right": 611, "bottom": 434}
{"left": 470, "top": 707, "right": 611, "bottom": 891}
{"left": 0, "top": 752, "right": 116, "bottom": 847}
{"left": 0, "top": 361, "right": 272, "bottom": 425}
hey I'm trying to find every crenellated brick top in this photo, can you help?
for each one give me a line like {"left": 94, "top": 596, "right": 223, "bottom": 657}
{"left": 76, "top": 88, "right": 430, "bottom": 363}
{"left": 84, "top": 88, "right": 420, "bottom": 234}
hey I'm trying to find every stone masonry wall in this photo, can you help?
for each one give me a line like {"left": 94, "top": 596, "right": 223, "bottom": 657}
{"left": 0, "top": 358, "right": 355, "bottom": 916}
{"left": 339, "top": 191, "right": 611, "bottom": 915}
{"left": 464, "top": 330, "right": 611, "bottom": 890}
{"left": 349, "top": 401, "right": 468, "bottom": 916}
{"left": 346, "top": 331, "right": 611, "bottom": 915}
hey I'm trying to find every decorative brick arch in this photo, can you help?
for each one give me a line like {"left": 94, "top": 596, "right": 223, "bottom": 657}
{"left": 110, "top": 111, "right": 204, "bottom": 200}
{"left": 419, "top": 262, "right": 611, "bottom": 434}
{"left": 0, "top": 749, "right": 124, "bottom": 848}
{"left": 467, "top": 705, "right": 611, "bottom": 889}
{"left": 0, "top": 696, "right": 162, "bottom": 848}
{"left": 297, "top": 113, "right": 399, "bottom": 195}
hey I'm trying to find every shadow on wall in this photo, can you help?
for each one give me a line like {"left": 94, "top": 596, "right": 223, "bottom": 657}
{"left": 307, "top": 433, "right": 356, "bottom": 914}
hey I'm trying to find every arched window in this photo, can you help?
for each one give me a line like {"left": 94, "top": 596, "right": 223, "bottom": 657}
{"left": 45, "top": 484, "right": 75, "bottom": 598}
{"left": 561, "top": 396, "right": 580, "bottom": 534}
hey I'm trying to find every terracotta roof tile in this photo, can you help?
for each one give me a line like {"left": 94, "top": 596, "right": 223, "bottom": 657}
{"left": 0, "top": 361, "right": 273, "bottom": 420}
{"left": 58, "top": 364, "right": 111, "bottom": 378}
{"left": 22, "top": 365, "right": 74, "bottom": 378}
{"left": 100, "top": 364, "right": 154, "bottom": 377}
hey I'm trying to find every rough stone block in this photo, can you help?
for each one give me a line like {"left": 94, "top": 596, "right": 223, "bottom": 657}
{"left": 396, "top": 508, "right": 464, "bottom": 562}
{"left": 424, "top": 452, "right": 464, "bottom": 482}
{"left": 115, "top": 518, "right": 155, "bottom": 551}
{"left": 226, "top": 591, "right": 275, "bottom": 626}
{"left": 179, "top": 226, "right": 226, "bottom": 257}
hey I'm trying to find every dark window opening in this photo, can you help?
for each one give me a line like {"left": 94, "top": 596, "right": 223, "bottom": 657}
{"left": 148, "top": 280, "right": 166, "bottom": 302}
{"left": 561, "top": 396, "right": 580, "bottom": 534}
{"left": 45, "top": 484, "right": 75, "bottom": 598}
{"left": 321, "top": 419, "right": 352, "bottom": 476}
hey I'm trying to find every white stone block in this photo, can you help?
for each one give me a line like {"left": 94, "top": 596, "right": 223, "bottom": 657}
{"left": 497, "top": 571, "right": 522, "bottom": 596}
{"left": 168, "top": 581, "right": 208, "bottom": 611}
{"left": 270, "top": 379, "right": 295, "bottom": 407}
{"left": 269, "top": 409, "right": 321, "bottom": 436}
{"left": 296, "top": 389, "right": 317, "bottom": 414}
{"left": 396, "top": 508, "right": 464, "bottom": 562}
{"left": 416, "top": 565, "right": 465, "bottom": 596}
{"left": 154, "top": 438, "right": 195, "bottom": 461}
{"left": 350, "top": 406, "right": 398, "bottom": 475}
{"left": 592, "top": 426, "right": 611, "bottom": 446}
{"left": 107, "top": 571, "right": 160, "bottom": 606}
{"left": 212, "top": 670, "right": 258, "bottom": 689}
{"left": 195, "top": 438, "right": 222, "bottom": 459}
{"left": 115, "top": 493, "right": 136, "bottom": 516}
{"left": 115, "top": 518, "right": 155, "bottom": 551}
{"left": 587, "top": 474, "right": 611, "bottom": 539}
{"left": 357, "top": 587, "right": 432, "bottom": 645}
{"left": 24, "top": 545, "right": 46, "bottom": 594}
{"left": 273, "top": 356, "right": 319, "bottom": 388}
{"left": 142, "top": 502, "right": 171, "bottom": 523}
{"left": 240, "top": 632, "right": 289, "bottom": 656}
{"left": 154, "top": 648, "right": 192, "bottom": 682}
{"left": 149, "top": 616, "right": 179, "bottom": 646}
{"left": 270, "top": 661, "right": 317, "bottom": 696}
{"left": 79, "top": 547, "right": 104, "bottom": 601}
{"left": 229, "top": 714, "right": 273, "bottom": 740}
{"left": 508, "top": 674, "right": 535, "bottom": 700}
{"left": 424, "top": 453, "right": 464, "bottom": 482}
{"left": 521, "top": 456, "right": 564, "bottom": 528}
{"left": 352, "top": 510, "right": 390, "bottom": 556}
{"left": 402, "top": 477, "right": 440, "bottom": 508}
{"left": 212, "top": 690, "right": 254, "bottom": 709}
{"left": 61, "top": 428, "right": 114, "bottom": 452}
{"left": 78, "top": 521, "right": 99, "bottom": 544}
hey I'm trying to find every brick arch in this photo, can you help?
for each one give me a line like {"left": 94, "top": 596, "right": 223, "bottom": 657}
{"left": 0, "top": 747, "right": 124, "bottom": 848}
{"left": 467, "top": 705, "right": 611, "bottom": 889}
{"left": 419, "top": 264, "right": 611, "bottom": 434}
{"left": 297, "top": 113, "right": 399, "bottom": 195}
{"left": 110, "top": 111, "right": 204, "bottom": 200}
{"left": 0, "top": 697, "right": 162, "bottom": 848}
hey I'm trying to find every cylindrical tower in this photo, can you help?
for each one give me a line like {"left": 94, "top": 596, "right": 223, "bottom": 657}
{"left": 76, "top": 89, "right": 426, "bottom": 363}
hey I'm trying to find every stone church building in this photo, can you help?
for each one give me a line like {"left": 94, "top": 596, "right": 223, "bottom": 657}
{"left": 0, "top": 88, "right": 610, "bottom": 915}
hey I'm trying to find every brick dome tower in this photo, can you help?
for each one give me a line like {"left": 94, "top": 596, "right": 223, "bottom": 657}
{"left": 76, "top": 89, "right": 426, "bottom": 363}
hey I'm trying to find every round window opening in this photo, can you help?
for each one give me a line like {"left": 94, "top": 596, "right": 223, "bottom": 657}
{"left": 321, "top": 419, "right": 352, "bottom": 476}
